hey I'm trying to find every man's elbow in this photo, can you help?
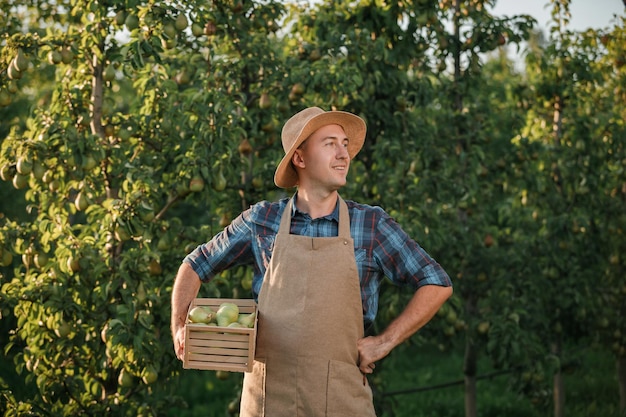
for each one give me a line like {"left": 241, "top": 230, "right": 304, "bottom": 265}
{"left": 436, "top": 285, "right": 453, "bottom": 302}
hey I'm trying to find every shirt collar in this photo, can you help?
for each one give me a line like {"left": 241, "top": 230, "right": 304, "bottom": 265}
{"left": 291, "top": 192, "right": 340, "bottom": 222}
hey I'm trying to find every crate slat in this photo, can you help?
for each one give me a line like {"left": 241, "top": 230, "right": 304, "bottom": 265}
{"left": 185, "top": 360, "right": 249, "bottom": 372}
{"left": 188, "top": 346, "right": 249, "bottom": 357}
{"left": 188, "top": 338, "right": 249, "bottom": 349}
{"left": 188, "top": 351, "right": 249, "bottom": 362}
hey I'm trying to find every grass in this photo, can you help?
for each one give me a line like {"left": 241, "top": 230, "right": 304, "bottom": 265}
{"left": 167, "top": 369, "right": 240, "bottom": 417}
{"left": 375, "top": 341, "right": 538, "bottom": 417}
{"left": 374, "top": 341, "right": 623, "bottom": 417}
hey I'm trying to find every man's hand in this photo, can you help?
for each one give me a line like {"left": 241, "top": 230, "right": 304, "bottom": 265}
{"left": 357, "top": 335, "right": 392, "bottom": 375}
{"left": 173, "top": 326, "right": 186, "bottom": 361}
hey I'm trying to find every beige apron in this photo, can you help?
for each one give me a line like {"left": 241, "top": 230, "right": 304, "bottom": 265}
{"left": 240, "top": 196, "right": 376, "bottom": 417}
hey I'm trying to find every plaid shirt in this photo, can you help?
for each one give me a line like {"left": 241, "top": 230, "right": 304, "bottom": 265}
{"left": 184, "top": 195, "right": 452, "bottom": 325}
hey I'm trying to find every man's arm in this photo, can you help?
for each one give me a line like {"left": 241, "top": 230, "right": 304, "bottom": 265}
{"left": 171, "top": 262, "right": 202, "bottom": 361}
{"left": 357, "top": 284, "right": 452, "bottom": 374}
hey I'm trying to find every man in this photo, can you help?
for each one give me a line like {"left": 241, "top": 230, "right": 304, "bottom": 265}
{"left": 171, "top": 107, "right": 452, "bottom": 416}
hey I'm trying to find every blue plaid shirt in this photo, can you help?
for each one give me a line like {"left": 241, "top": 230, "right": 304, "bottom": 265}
{"left": 184, "top": 195, "right": 451, "bottom": 325}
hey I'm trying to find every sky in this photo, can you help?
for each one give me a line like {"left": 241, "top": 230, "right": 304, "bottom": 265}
{"left": 489, "top": 0, "right": 624, "bottom": 70}
{"left": 492, "top": 0, "right": 624, "bottom": 32}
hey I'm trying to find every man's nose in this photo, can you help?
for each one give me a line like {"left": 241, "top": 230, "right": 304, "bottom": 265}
{"left": 337, "top": 144, "right": 349, "bottom": 159}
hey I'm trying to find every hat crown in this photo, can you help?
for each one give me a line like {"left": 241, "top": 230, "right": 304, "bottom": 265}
{"left": 281, "top": 107, "right": 325, "bottom": 152}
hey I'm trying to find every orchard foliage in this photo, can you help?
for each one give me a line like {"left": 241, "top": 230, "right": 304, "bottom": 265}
{"left": 0, "top": 0, "right": 291, "bottom": 414}
{"left": 1, "top": 0, "right": 625, "bottom": 416}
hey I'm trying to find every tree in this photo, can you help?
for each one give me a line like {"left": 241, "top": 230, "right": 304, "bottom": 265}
{"left": 0, "top": 0, "right": 290, "bottom": 414}
{"left": 579, "top": 16, "right": 626, "bottom": 416}
{"left": 518, "top": 2, "right": 626, "bottom": 416}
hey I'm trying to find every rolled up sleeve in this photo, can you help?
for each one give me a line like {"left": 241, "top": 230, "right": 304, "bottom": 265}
{"left": 374, "top": 215, "right": 452, "bottom": 290}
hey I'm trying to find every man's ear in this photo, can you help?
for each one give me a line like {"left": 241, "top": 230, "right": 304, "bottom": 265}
{"left": 292, "top": 149, "right": 305, "bottom": 169}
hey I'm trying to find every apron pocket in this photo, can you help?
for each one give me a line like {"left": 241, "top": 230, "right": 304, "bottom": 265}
{"left": 240, "top": 358, "right": 266, "bottom": 417}
{"left": 327, "top": 359, "right": 376, "bottom": 417}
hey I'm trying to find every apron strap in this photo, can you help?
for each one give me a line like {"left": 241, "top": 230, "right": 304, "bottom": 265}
{"left": 337, "top": 197, "right": 351, "bottom": 239}
{"left": 278, "top": 198, "right": 294, "bottom": 235}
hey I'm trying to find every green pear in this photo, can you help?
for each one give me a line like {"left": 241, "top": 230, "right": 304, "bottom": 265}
{"left": 259, "top": 92, "right": 272, "bottom": 109}
{"left": 174, "top": 14, "right": 188, "bottom": 31}
{"left": 216, "top": 303, "right": 239, "bottom": 327}
{"left": 237, "top": 312, "right": 256, "bottom": 328}
{"left": 14, "top": 49, "right": 30, "bottom": 72}
{"left": 212, "top": 168, "right": 227, "bottom": 192}
{"left": 188, "top": 306, "right": 215, "bottom": 324}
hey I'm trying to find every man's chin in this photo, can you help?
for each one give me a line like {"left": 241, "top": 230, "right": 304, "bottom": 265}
{"left": 331, "top": 180, "right": 347, "bottom": 190}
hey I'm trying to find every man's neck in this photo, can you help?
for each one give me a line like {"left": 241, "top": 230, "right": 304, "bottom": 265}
{"left": 295, "top": 189, "right": 339, "bottom": 219}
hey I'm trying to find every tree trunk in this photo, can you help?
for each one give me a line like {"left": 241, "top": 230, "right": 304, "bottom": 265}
{"left": 552, "top": 95, "right": 563, "bottom": 145}
{"left": 464, "top": 296, "right": 478, "bottom": 417}
{"left": 552, "top": 339, "right": 565, "bottom": 417}
{"left": 618, "top": 355, "right": 626, "bottom": 413}
{"left": 453, "top": 2, "right": 475, "bottom": 414}
{"left": 464, "top": 335, "right": 477, "bottom": 417}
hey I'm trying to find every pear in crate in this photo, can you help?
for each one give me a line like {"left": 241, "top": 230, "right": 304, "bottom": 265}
{"left": 188, "top": 306, "right": 215, "bottom": 324}
{"left": 216, "top": 303, "right": 239, "bottom": 327}
{"left": 238, "top": 311, "right": 256, "bottom": 328}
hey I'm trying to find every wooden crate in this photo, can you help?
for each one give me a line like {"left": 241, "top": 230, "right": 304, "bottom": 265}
{"left": 183, "top": 298, "right": 258, "bottom": 373}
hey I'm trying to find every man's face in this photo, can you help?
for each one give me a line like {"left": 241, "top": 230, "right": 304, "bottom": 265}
{"left": 293, "top": 124, "right": 350, "bottom": 192}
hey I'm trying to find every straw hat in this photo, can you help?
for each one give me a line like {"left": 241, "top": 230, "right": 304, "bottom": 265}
{"left": 274, "top": 107, "right": 366, "bottom": 188}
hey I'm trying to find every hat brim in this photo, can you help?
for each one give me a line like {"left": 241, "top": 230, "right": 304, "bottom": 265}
{"left": 274, "top": 111, "right": 366, "bottom": 188}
